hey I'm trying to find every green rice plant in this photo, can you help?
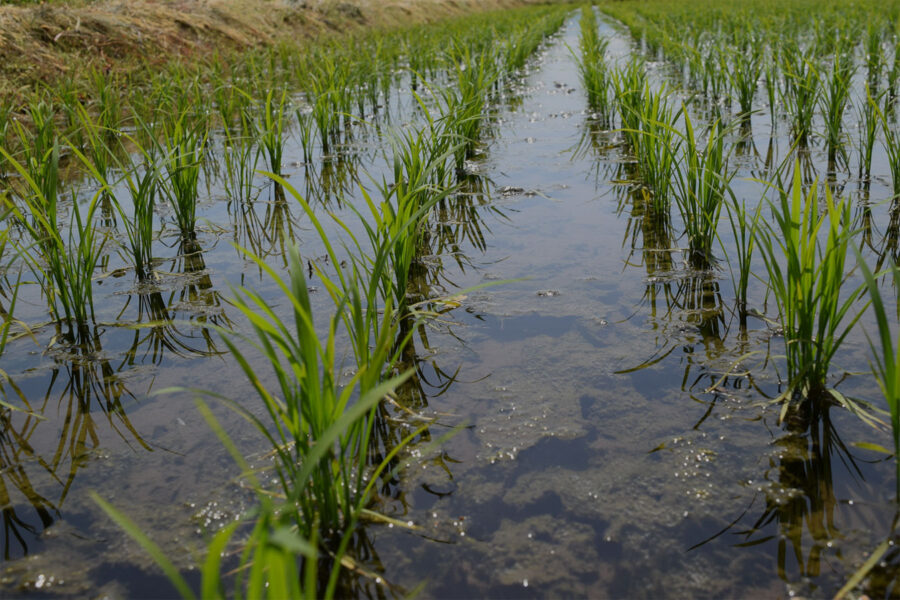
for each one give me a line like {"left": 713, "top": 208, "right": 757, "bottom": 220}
{"left": 671, "top": 112, "right": 732, "bottom": 269}
{"left": 781, "top": 44, "right": 820, "bottom": 145}
{"left": 763, "top": 55, "right": 779, "bottom": 128}
{"left": 223, "top": 106, "right": 261, "bottom": 203}
{"left": 873, "top": 94, "right": 900, "bottom": 201}
{"left": 1, "top": 143, "right": 105, "bottom": 338}
{"left": 10, "top": 101, "right": 58, "bottom": 206}
{"left": 70, "top": 100, "right": 118, "bottom": 190}
{"left": 866, "top": 20, "right": 885, "bottom": 88}
{"left": 724, "top": 194, "right": 763, "bottom": 328}
{"left": 631, "top": 84, "right": 682, "bottom": 211}
{"left": 258, "top": 88, "right": 289, "bottom": 177}
{"left": 575, "top": 6, "right": 612, "bottom": 120}
{"left": 888, "top": 36, "right": 900, "bottom": 100}
{"left": 72, "top": 139, "right": 160, "bottom": 280}
{"left": 611, "top": 59, "right": 647, "bottom": 151}
{"left": 442, "top": 43, "right": 499, "bottom": 169}
{"left": 854, "top": 251, "right": 900, "bottom": 494}
{"left": 310, "top": 79, "right": 338, "bottom": 157}
{"left": 755, "top": 161, "right": 866, "bottom": 418}
{"left": 218, "top": 242, "right": 429, "bottom": 594}
{"left": 820, "top": 51, "right": 855, "bottom": 164}
{"left": 160, "top": 112, "right": 208, "bottom": 239}
{"left": 295, "top": 105, "right": 316, "bottom": 164}
{"left": 859, "top": 85, "right": 883, "bottom": 181}
{"left": 90, "top": 67, "right": 123, "bottom": 135}
{"left": 728, "top": 45, "right": 762, "bottom": 119}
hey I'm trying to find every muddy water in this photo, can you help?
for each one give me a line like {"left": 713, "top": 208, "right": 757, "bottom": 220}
{"left": 1, "top": 10, "right": 899, "bottom": 599}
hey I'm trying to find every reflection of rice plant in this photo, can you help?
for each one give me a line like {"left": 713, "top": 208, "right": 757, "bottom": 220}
{"left": 755, "top": 162, "right": 865, "bottom": 418}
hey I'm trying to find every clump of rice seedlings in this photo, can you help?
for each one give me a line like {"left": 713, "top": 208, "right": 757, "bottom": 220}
{"left": 873, "top": 95, "right": 900, "bottom": 201}
{"left": 70, "top": 100, "right": 118, "bottom": 190}
{"left": 2, "top": 139, "right": 105, "bottom": 339}
{"left": 159, "top": 112, "right": 208, "bottom": 239}
{"left": 612, "top": 59, "right": 647, "bottom": 150}
{"left": 310, "top": 71, "right": 339, "bottom": 157}
{"left": 74, "top": 139, "right": 160, "bottom": 280}
{"left": 632, "top": 84, "right": 682, "bottom": 211}
{"left": 781, "top": 44, "right": 820, "bottom": 145}
{"left": 859, "top": 85, "right": 883, "bottom": 181}
{"left": 866, "top": 20, "right": 885, "bottom": 89}
{"left": 222, "top": 106, "right": 260, "bottom": 203}
{"left": 576, "top": 6, "right": 612, "bottom": 120}
{"left": 258, "top": 88, "right": 289, "bottom": 177}
{"left": 820, "top": 51, "right": 855, "bottom": 164}
{"left": 295, "top": 104, "right": 316, "bottom": 164}
{"left": 90, "top": 67, "right": 123, "bottom": 135}
{"left": 888, "top": 36, "right": 900, "bottom": 101}
{"left": 854, "top": 251, "right": 900, "bottom": 493}
{"left": 755, "top": 161, "right": 865, "bottom": 418}
{"left": 728, "top": 45, "right": 762, "bottom": 119}
{"left": 672, "top": 112, "right": 732, "bottom": 269}
{"left": 724, "top": 194, "right": 763, "bottom": 328}
{"left": 764, "top": 55, "right": 780, "bottom": 128}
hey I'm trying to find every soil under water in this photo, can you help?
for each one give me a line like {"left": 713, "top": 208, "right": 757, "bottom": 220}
{"left": 1, "top": 9, "right": 898, "bottom": 599}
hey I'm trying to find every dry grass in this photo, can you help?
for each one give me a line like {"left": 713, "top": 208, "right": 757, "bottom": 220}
{"left": 0, "top": 0, "right": 549, "bottom": 103}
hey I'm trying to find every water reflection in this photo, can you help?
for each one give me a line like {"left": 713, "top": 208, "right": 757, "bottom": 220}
{"left": 0, "top": 327, "right": 150, "bottom": 560}
{"left": 691, "top": 402, "right": 876, "bottom": 592}
{"left": 229, "top": 183, "right": 299, "bottom": 268}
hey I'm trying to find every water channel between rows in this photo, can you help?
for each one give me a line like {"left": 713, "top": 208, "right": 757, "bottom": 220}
{"left": 1, "top": 10, "right": 898, "bottom": 598}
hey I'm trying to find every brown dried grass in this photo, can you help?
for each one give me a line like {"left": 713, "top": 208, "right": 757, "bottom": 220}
{"left": 0, "top": 0, "right": 552, "bottom": 103}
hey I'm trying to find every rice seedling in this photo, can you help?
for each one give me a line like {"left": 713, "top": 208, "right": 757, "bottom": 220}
{"left": 873, "top": 95, "right": 900, "bottom": 201}
{"left": 611, "top": 59, "right": 647, "bottom": 151}
{"left": 888, "top": 36, "right": 900, "bottom": 101}
{"left": 576, "top": 6, "right": 612, "bottom": 120}
{"left": 219, "top": 240, "right": 429, "bottom": 587}
{"left": 295, "top": 105, "right": 316, "bottom": 164}
{"left": 781, "top": 44, "right": 820, "bottom": 145}
{"left": 724, "top": 194, "right": 763, "bottom": 328}
{"left": 764, "top": 56, "right": 779, "bottom": 128}
{"left": 671, "top": 112, "right": 732, "bottom": 269}
{"left": 866, "top": 20, "right": 885, "bottom": 89}
{"left": 159, "top": 111, "right": 208, "bottom": 239}
{"left": 90, "top": 67, "right": 124, "bottom": 135}
{"left": 258, "top": 88, "right": 289, "bottom": 177}
{"left": 631, "top": 84, "right": 682, "bottom": 211}
{"left": 854, "top": 250, "right": 900, "bottom": 494}
{"left": 1, "top": 141, "right": 105, "bottom": 339}
{"left": 728, "top": 45, "right": 762, "bottom": 119}
{"left": 820, "top": 51, "right": 855, "bottom": 164}
{"left": 859, "top": 85, "right": 883, "bottom": 181}
{"left": 222, "top": 106, "right": 261, "bottom": 203}
{"left": 755, "top": 161, "right": 866, "bottom": 419}
{"left": 73, "top": 139, "right": 160, "bottom": 280}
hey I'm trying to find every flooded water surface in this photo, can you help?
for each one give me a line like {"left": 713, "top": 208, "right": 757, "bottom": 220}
{"left": 1, "top": 7, "right": 899, "bottom": 599}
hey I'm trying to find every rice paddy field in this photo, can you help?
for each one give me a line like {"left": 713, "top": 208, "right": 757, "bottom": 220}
{"left": 2, "top": 0, "right": 900, "bottom": 597}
